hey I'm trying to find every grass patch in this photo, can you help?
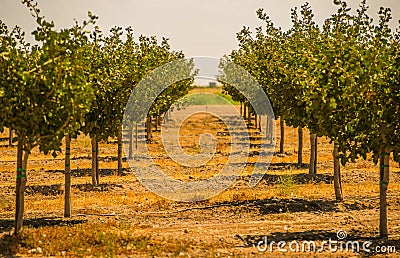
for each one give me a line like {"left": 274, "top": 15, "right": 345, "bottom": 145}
{"left": 0, "top": 220, "right": 210, "bottom": 257}
{"left": 0, "top": 197, "right": 13, "bottom": 212}
{"left": 184, "top": 92, "right": 239, "bottom": 105}
{"left": 277, "top": 172, "right": 299, "bottom": 197}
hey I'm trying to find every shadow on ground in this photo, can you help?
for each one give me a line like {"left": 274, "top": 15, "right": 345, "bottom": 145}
{"left": 0, "top": 217, "right": 86, "bottom": 234}
{"left": 238, "top": 229, "right": 399, "bottom": 256}
{"left": 44, "top": 167, "right": 131, "bottom": 177}
{"left": 240, "top": 172, "right": 333, "bottom": 185}
{"left": 19, "top": 182, "right": 124, "bottom": 196}
{"left": 208, "top": 197, "right": 372, "bottom": 215}
{"left": 70, "top": 155, "right": 129, "bottom": 162}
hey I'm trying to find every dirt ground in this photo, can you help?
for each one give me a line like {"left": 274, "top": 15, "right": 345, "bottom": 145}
{"left": 0, "top": 98, "right": 399, "bottom": 257}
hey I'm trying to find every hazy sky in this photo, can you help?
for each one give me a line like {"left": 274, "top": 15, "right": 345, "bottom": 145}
{"left": 1, "top": 0, "right": 399, "bottom": 59}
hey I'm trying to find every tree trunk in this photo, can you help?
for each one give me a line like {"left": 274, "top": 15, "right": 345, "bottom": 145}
{"left": 243, "top": 104, "right": 247, "bottom": 120}
{"left": 298, "top": 127, "right": 303, "bottom": 165}
{"left": 309, "top": 133, "right": 317, "bottom": 175}
{"left": 258, "top": 115, "right": 261, "bottom": 132}
{"left": 266, "top": 116, "right": 273, "bottom": 145}
{"left": 163, "top": 111, "right": 169, "bottom": 124}
{"left": 8, "top": 129, "right": 13, "bottom": 147}
{"left": 91, "top": 135, "right": 98, "bottom": 185}
{"left": 14, "top": 141, "right": 26, "bottom": 235}
{"left": 135, "top": 122, "right": 138, "bottom": 150}
{"left": 254, "top": 113, "right": 258, "bottom": 130}
{"left": 315, "top": 136, "right": 318, "bottom": 173}
{"left": 117, "top": 124, "right": 123, "bottom": 176}
{"left": 333, "top": 143, "right": 343, "bottom": 201}
{"left": 379, "top": 151, "right": 390, "bottom": 238}
{"left": 247, "top": 105, "right": 251, "bottom": 125}
{"left": 279, "top": 117, "right": 284, "bottom": 154}
{"left": 146, "top": 116, "right": 152, "bottom": 141}
{"left": 128, "top": 123, "right": 133, "bottom": 159}
{"left": 64, "top": 133, "right": 71, "bottom": 217}
{"left": 95, "top": 139, "right": 99, "bottom": 184}
{"left": 240, "top": 103, "right": 243, "bottom": 117}
{"left": 155, "top": 116, "right": 158, "bottom": 131}
{"left": 271, "top": 118, "right": 275, "bottom": 145}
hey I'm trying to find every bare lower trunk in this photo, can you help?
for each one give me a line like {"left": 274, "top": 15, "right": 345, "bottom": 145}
{"left": 117, "top": 124, "right": 123, "bottom": 176}
{"left": 266, "top": 116, "right": 274, "bottom": 145}
{"left": 243, "top": 104, "right": 247, "bottom": 120}
{"left": 333, "top": 143, "right": 343, "bottom": 201}
{"left": 95, "top": 139, "right": 99, "bottom": 184}
{"left": 163, "top": 111, "right": 169, "bottom": 124}
{"left": 240, "top": 103, "right": 243, "bottom": 117}
{"left": 254, "top": 113, "right": 258, "bottom": 130}
{"left": 135, "top": 123, "right": 138, "bottom": 149}
{"left": 298, "top": 127, "right": 303, "bottom": 165}
{"left": 247, "top": 105, "right": 251, "bottom": 125}
{"left": 91, "top": 135, "right": 98, "bottom": 185}
{"left": 146, "top": 116, "right": 152, "bottom": 141}
{"left": 9, "top": 129, "right": 13, "bottom": 147}
{"left": 379, "top": 150, "right": 390, "bottom": 238}
{"left": 309, "top": 133, "right": 317, "bottom": 175}
{"left": 279, "top": 117, "right": 284, "bottom": 154}
{"left": 15, "top": 143, "right": 28, "bottom": 235}
{"left": 128, "top": 123, "right": 133, "bottom": 159}
{"left": 64, "top": 134, "right": 71, "bottom": 217}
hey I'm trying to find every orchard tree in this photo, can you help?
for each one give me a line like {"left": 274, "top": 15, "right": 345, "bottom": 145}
{"left": 81, "top": 26, "right": 132, "bottom": 184}
{"left": 124, "top": 35, "right": 196, "bottom": 142}
{"left": 307, "top": 0, "right": 400, "bottom": 236}
{"left": 0, "top": 0, "right": 96, "bottom": 234}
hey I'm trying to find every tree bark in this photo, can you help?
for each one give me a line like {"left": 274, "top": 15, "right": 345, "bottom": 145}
{"left": 135, "top": 122, "right": 138, "bottom": 150}
{"left": 279, "top": 117, "right": 284, "bottom": 154}
{"left": 309, "top": 133, "right": 317, "bottom": 175}
{"left": 315, "top": 136, "right": 318, "bottom": 173}
{"left": 8, "top": 129, "right": 13, "bottom": 147}
{"left": 243, "top": 104, "right": 247, "bottom": 120}
{"left": 15, "top": 147, "right": 29, "bottom": 235}
{"left": 266, "top": 116, "right": 274, "bottom": 145}
{"left": 163, "top": 111, "right": 169, "bottom": 125}
{"left": 298, "top": 127, "right": 303, "bottom": 165}
{"left": 117, "top": 124, "right": 123, "bottom": 176}
{"left": 14, "top": 141, "right": 25, "bottom": 235}
{"left": 95, "top": 139, "right": 99, "bottom": 184}
{"left": 91, "top": 135, "right": 98, "bottom": 185}
{"left": 128, "top": 123, "right": 133, "bottom": 159}
{"left": 247, "top": 105, "right": 251, "bottom": 125}
{"left": 254, "top": 113, "right": 258, "bottom": 130}
{"left": 333, "top": 143, "right": 343, "bottom": 201}
{"left": 379, "top": 151, "right": 390, "bottom": 238}
{"left": 146, "top": 116, "right": 152, "bottom": 141}
{"left": 64, "top": 133, "right": 71, "bottom": 217}
{"left": 271, "top": 118, "right": 275, "bottom": 145}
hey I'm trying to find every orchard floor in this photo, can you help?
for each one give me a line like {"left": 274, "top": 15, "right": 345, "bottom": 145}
{"left": 0, "top": 105, "right": 400, "bottom": 257}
